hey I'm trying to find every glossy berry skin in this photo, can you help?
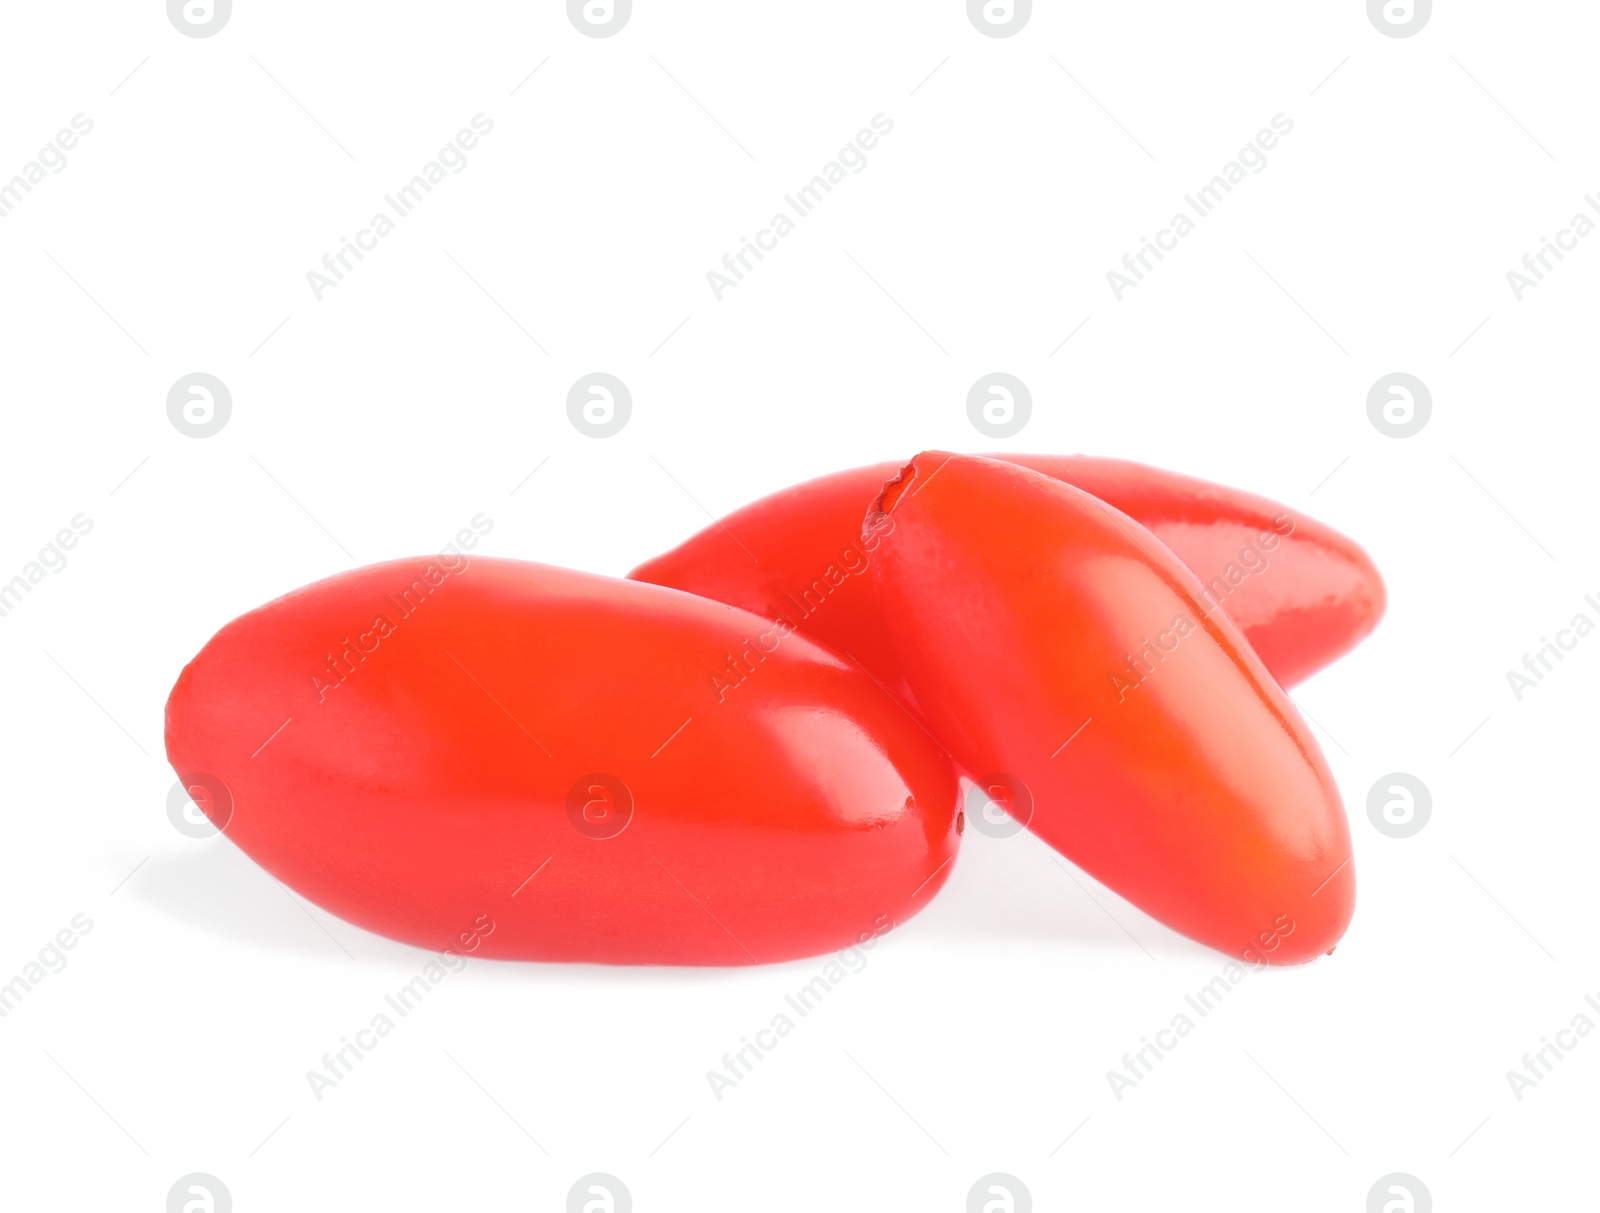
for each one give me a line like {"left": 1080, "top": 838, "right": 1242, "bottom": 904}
{"left": 869, "top": 453, "right": 1354, "bottom": 964}
{"left": 628, "top": 455, "right": 1384, "bottom": 700}
{"left": 1006, "top": 455, "right": 1384, "bottom": 688}
{"left": 164, "top": 556, "right": 960, "bottom": 965}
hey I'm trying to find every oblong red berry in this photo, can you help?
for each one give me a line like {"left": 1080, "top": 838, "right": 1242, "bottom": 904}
{"left": 868, "top": 453, "right": 1355, "bottom": 964}
{"left": 164, "top": 556, "right": 961, "bottom": 965}
{"left": 629, "top": 454, "right": 1384, "bottom": 697}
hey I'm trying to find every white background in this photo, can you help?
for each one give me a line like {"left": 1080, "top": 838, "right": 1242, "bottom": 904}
{"left": 1, "top": 2, "right": 1596, "bottom": 1209}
